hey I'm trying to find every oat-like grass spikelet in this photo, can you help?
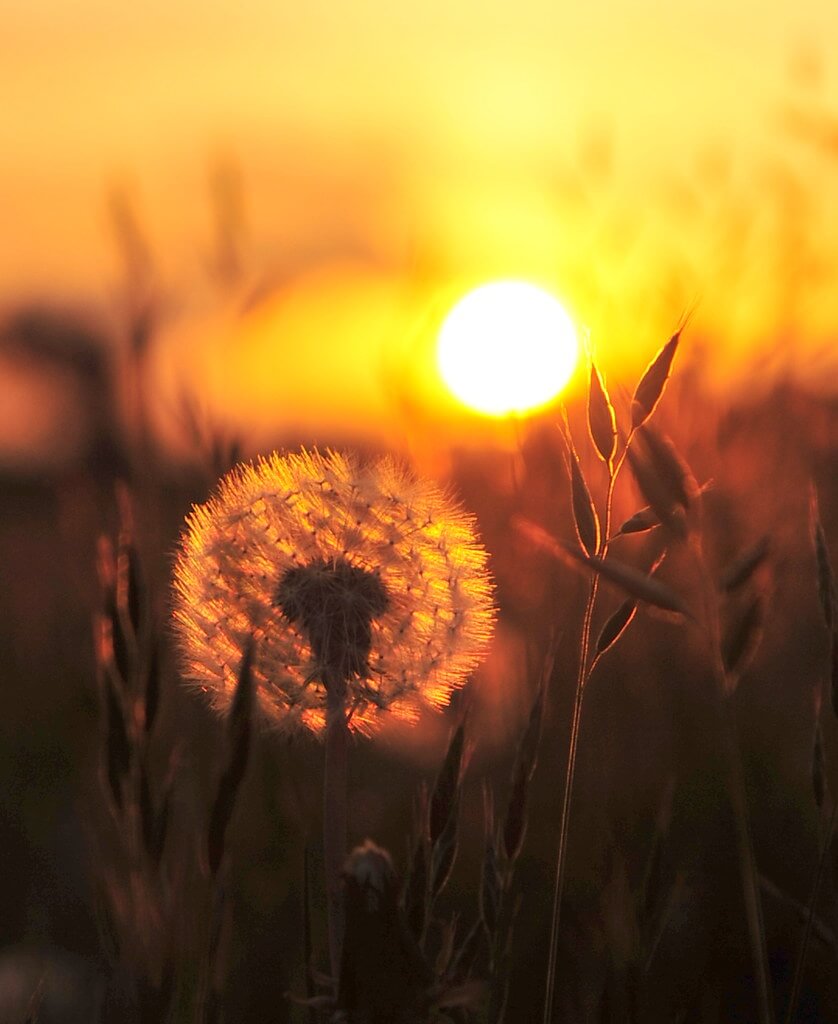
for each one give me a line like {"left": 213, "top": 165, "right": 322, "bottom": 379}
{"left": 172, "top": 448, "right": 496, "bottom": 735}
{"left": 627, "top": 440, "right": 689, "bottom": 541}
{"left": 721, "top": 592, "right": 767, "bottom": 685}
{"left": 594, "top": 598, "right": 638, "bottom": 658}
{"left": 636, "top": 425, "right": 699, "bottom": 511}
{"left": 720, "top": 536, "right": 771, "bottom": 593}
{"left": 563, "top": 430, "right": 601, "bottom": 557}
{"left": 630, "top": 332, "right": 680, "bottom": 429}
{"left": 588, "top": 362, "right": 617, "bottom": 468}
{"left": 614, "top": 505, "right": 661, "bottom": 538}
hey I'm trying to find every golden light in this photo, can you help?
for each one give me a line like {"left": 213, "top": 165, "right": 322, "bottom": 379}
{"left": 437, "top": 281, "right": 579, "bottom": 417}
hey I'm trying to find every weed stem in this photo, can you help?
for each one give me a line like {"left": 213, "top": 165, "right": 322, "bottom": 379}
{"left": 543, "top": 451, "right": 622, "bottom": 1023}
{"left": 324, "top": 680, "right": 348, "bottom": 983}
{"left": 690, "top": 535, "right": 775, "bottom": 1024}
{"left": 783, "top": 801, "right": 838, "bottom": 1024}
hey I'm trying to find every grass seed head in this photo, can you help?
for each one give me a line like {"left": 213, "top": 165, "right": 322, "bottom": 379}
{"left": 720, "top": 536, "right": 771, "bottom": 593}
{"left": 566, "top": 441, "right": 601, "bottom": 557}
{"left": 588, "top": 362, "right": 617, "bottom": 467}
{"left": 631, "top": 332, "right": 680, "bottom": 429}
{"left": 636, "top": 425, "right": 699, "bottom": 511}
{"left": 721, "top": 592, "right": 767, "bottom": 685}
{"left": 594, "top": 599, "right": 638, "bottom": 657}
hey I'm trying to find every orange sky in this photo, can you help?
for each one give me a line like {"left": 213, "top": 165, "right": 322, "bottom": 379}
{"left": 2, "top": 0, "right": 837, "bottom": 459}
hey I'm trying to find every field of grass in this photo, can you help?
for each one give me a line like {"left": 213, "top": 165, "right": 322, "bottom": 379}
{"left": 0, "top": 292, "right": 836, "bottom": 1024}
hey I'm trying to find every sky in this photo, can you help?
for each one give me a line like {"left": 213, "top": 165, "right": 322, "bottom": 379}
{"left": 3, "top": 0, "right": 834, "bottom": 289}
{"left": 1, "top": 0, "right": 837, "bottom": 460}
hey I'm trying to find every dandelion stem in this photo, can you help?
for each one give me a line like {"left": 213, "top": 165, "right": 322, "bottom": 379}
{"left": 324, "top": 678, "right": 349, "bottom": 984}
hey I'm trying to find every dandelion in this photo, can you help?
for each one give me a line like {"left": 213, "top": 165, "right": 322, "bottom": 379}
{"left": 172, "top": 447, "right": 495, "bottom": 735}
{"left": 172, "top": 447, "right": 495, "bottom": 981}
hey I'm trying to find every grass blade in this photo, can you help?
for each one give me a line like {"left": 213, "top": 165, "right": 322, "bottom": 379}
{"left": 430, "top": 722, "right": 466, "bottom": 847}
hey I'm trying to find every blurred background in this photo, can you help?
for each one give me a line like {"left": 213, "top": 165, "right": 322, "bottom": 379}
{"left": 3, "top": 0, "right": 838, "bottom": 467}
{"left": 2, "top": 1, "right": 838, "bottom": 1020}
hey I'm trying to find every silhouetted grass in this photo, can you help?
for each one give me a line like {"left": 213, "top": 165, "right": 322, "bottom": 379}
{"left": 1, "top": 265, "right": 837, "bottom": 1023}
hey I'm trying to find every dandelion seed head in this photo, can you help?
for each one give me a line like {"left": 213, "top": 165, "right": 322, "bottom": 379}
{"left": 172, "top": 448, "right": 495, "bottom": 734}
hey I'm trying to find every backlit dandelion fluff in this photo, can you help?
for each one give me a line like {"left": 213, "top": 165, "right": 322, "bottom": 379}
{"left": 172, "top": 448, "right": 495, "bottom": 735}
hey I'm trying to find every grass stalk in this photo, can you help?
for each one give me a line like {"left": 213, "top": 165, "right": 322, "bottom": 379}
{"left": 541, "top": 577, "right": 595, "bottom": 1024}
{"left": 719, "top": 695, "right": 775, "bottom": 1024}
{"left": 783, "top": 801, "right": 838, "bottom": 1024}
{"left": 691, "top": 536, "right": 775, "bottom": 1024}
{"left": 543, "top": 446, "right": 626, "bottom": 1023}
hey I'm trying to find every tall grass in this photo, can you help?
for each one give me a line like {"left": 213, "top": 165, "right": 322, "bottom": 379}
{"left": 1, "top": 282, "right": 837, "bottom": 1021}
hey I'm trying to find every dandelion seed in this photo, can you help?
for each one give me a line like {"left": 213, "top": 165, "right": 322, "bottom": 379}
{"left": 172, "top": 448, "right": 495, "bottom": 735}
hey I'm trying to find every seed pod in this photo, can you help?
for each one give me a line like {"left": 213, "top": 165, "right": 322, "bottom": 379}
{"left": 722, "top": 594, "right": 766, "bottom": 681}
{"left": 588, "top": 362, "right": 617, "bottom": 468}
{"left": 595, "top": 599, "right": 638, "bottom": 657}
{"left": 627, "top": 445, "right": 688, "bottom": 541}
{"left": 631, "top": 332, "right": 680, "bottom": 429}
{"left": 615, "top": 506, "right": 660, "bottom": 537}
{"left": 720, "top": 536, "right": 771, "bottom": 593}
{"left": 567, "top": 443, "right": 601, "bottom": 557}
{"left": 570, "top": 547, "right": 690, "bottom": 616}
{"left": 637, "top": 425, "right": 699, "bottom": 510}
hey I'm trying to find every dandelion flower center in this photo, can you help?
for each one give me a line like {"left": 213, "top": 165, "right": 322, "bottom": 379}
{"left": 276, "top": 559, "right": 389, "bottom": 690}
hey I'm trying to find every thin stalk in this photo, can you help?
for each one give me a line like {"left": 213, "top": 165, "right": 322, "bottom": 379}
{"left": 324, "top": 680, "right": 349, "bottom": 983}
{"left": 543, "top": 451, "right": 624, "bottom": 1023}
{"left": 719, "top": 696, "right": 774, "bottom": 1024}
{"left": 783, "top": 801, "right": 838, "bottom": 1024}
{"left": 690, "top": 536, "right": 774, "bottom": 1024}
{"left": 541, "top": 582, "right": 594, "bottom": 1024}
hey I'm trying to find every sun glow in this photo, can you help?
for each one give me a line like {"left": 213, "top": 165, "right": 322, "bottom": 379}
{"left": 437, "top": 281, "right": 579, "bottom": 417}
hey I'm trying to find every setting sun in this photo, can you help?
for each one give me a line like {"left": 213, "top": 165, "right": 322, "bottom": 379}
{"left": 437, "top": 281, "right": 579, "bottom": 417}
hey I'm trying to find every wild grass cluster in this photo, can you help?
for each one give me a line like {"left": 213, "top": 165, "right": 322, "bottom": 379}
{"left": 0, "top": 282, "right": 837, "bottom": 1024}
